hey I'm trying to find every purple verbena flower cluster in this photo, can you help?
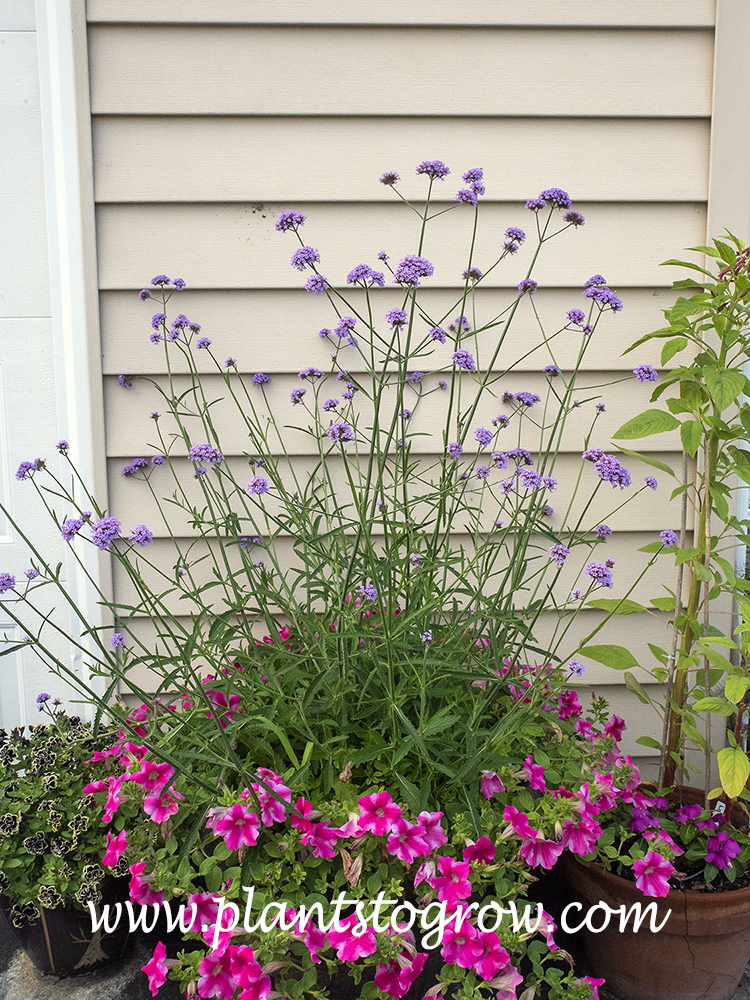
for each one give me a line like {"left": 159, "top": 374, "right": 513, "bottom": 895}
{"left": 549, "top": 543, "right": 570, "bottom": 566}
{"left": 275, "top": 210, "right": 306, "bottom": 232}
{"left": 594, "top": 454, "right": 632, "bottom": 489}
{"left": 474, "top": 427, "right": 493, "bottom": 448}
{"left": 393, "top": 255, "right": 434, "bottom": 287}
{"left": 129, "top": 524, "right": 154, "bottom": 547}
{"left": 346, "top": 264, "right": 385, "bottom": 287}
{"left": 327, "top": 422, "right": 354, "bottom": 444}
{"left": 90, "top": 517, "right": 122, "bottom": 551}
{"left": 290, "top": 246, "right": 320, "bottom": 271}
{"left": 247, "top": 477, "right": 269, "bottom": 496}
{"left": 416, "top": 160, "right": 450, "bottom": 179}
{"left": 188, "top": 443, "right": 223, "bottom": 465}
{"left": 386, "top": 309, "right": 409, "bottom": 328}
{"left": 16, "top": 459, "right": 45, "bottom": 480}
{"left": 451, "top": 350, "right": 476, "bottom": 372}
{"left": 304, "top": 274, "right": 329, "bottom": 295}
{"left": 633, "top": 364, "right": 658, "bottom": 383}
{"left": 585, "top": 562, "right": 614, "bottom": 588}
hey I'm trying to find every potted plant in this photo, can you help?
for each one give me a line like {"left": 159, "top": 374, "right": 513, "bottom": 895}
{"left": 548, "top": 234, "right": 750, "bottom": 1000}
{"left": 0, "top": 695, "right": 147, "bottom": 977}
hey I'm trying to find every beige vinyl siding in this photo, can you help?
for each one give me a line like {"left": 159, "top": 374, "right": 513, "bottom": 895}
{"left": 96, "top": 201, "right": 705, "bottom": 291}
{"left": 85, "top": 1, "right": 715, "bottom": 27}
{"left": 88, "top": 10, "right": 717, "bottom": 768}
{"left": 89, "top": 26, "right": 713, "bottom": 117}
{"left": 100, "top": 287, "right": 695, "bottom": 374}
{"left": 94, "top": 117, "right": 709, "bottom": 205}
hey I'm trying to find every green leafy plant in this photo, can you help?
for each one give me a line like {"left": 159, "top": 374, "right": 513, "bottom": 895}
{"left": 581, "top": 234, "right": 750, "bottom": 804}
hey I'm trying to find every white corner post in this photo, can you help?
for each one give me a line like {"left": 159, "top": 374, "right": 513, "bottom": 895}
{"left": 35, "top": 0, "right": 111, "bottom": 717}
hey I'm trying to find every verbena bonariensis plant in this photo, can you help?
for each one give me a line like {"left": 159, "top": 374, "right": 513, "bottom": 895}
{"left": 0, "top": 163, "right": 664, "bottom": 810}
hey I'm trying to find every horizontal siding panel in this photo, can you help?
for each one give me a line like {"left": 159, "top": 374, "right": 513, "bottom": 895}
{"left": 103, "top": 374, "right": 681, "bottom": 457}
{"left": 86, "top": 1, "right": 715, "bottom": 27}
{"left": 110, "top": 535, "right": 679, "bottom": 674}
{"left": 88, "top": 26, "right": 714, "bottom": 117}
{"left": 100, "top": 287, "right": 682, "bottom": 375}
{"left": 96, "top": 201, "right": 707, "bottom": 291}
{"left": 92, "top": 116, "right": 710, "bottom": 205}
{"left": 105, "top": 454, "right": 682, "bottom": 539}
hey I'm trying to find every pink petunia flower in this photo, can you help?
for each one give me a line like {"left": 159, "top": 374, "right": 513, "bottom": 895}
{"left": 473, "top": 930, "right": 510, "bottom": 980}
{"left": 414, "top": 858, "right": 436, "bottom": 888}
{"left": 536, "top": 909, "right": 558, "bottom": 950}
{"left": 480, "top": 771, "right": 505, "bottom": 799}
{"left": 429, "top": 856, "right": 472, "bottom": 907}
{"left": 518, "top": 833, "right": 564, "bottom": 869}
{"left": 374, "top": 952, "right": 427, "bottom": 998}
{"left": 441, "top": 921, "right": 484, "bottom": 969}
{"left": 357, "top": 791, "right": 402, "bottom": 835}
{"left": 252, "top": 769, "right": 292, "bottom": 826}
{"left": 463, "top": 836, "right": 495, "bottom": 865}
{"left": 128, "top": 862, "right": 164, "bottom": 907}
{"left": 308, "top": 822, "right": 341, "bottom": 859}
{"left": 523, "top": 755, "right": 546, "bottom": 791}
{"left": 227, "top": 944, "right": 271, "bottom": 999}
{"left": 83, "top": 779, "right": 107, "bottom": 795}
{"left": 326, "top": 914, "right": 378, "bottom": 961}
{"left": 290, "top": 797, "right": 315, "bottom": 838}
{"left": 144, "top": 788, "right": 183, "bottom": 823}
{"left": 141, "top": 941, "right": 171, "bottom": 996}
{"left": 559, "top": 818, "right": 602, "bottom": 855}
{"left": 198, "top": 950, "right": 236, "bottom": 999}
{"left": 184, "top": 892, "right": 221, "bottom": 932}
{"left": 296, "top": 921, "right": 327, "bottom": 963}
{"left": 503, "top": 805, "right": 537, "bottom": 839}
{"left": 558, "top": 689, "right": 582, "bottom": 719}
{"left": 386, "top": 818, "right": 429, "bottom": 863}
{"left": 604, "top": 714, "right": 627, "bottom": 742}
{"left": 416, "top": 810, "right": 448, "bottom": 851}
{"left": 102, "top": 774, "right": 129, "bottom": 823}
{"left": 583, "top": 976, "right": 606, "bottom": 1000}
{"left": 130, "top": 759, "right": 175, "bottom": 794}
{"left": 493, "top": 962, "right": 525, "bottom": 1000}
{"left": 215, "top": 803, "right": 261, "bottom": 851}
{"left": 101, "top": 829, "right": 127, "bottom": 866}
{"left": 632, "top": 851, "right": 675, "bottom": 896}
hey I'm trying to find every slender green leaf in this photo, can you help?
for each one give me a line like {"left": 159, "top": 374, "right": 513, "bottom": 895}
{"left": 612, "top": 409, "right": 680, "bottom": 440}
{"left": 586, "top": 598, "right": 646, "bottom": 615}
{"left": 612, "top": 445, "right": 675, "bottom": 478}
{"left": 692, "top": 697, "right": 735, "bottom": 716}
{"left": 623, "top": 671, "right": 652, "bottom": 705}
{"left": 680, "top": 420, "right": 703, "bottom": 457}
{"left": 580, "top": 644, "right": 640, "bottom": 671}
{"left": 636, "top": 736, "right": 663, "bottom": 751}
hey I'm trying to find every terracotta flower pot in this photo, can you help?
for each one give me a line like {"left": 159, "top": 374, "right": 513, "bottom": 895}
{"left": 0, "top": 876, "right": 131, "bottom": 978}
{"left": 560, "top": 852, "right": 750, "bottom": 1000}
